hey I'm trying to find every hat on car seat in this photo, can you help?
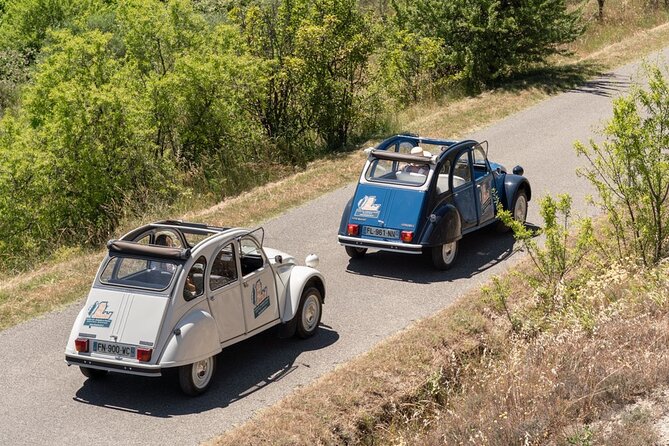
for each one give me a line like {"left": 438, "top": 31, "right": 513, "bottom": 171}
{"left": 411, "top": 146, "right": 432, "bottom": 157}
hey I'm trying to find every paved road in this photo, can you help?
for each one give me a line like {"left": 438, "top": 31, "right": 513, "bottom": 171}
{"left": 0, "top": 50, "right": 663, "bottom": 446}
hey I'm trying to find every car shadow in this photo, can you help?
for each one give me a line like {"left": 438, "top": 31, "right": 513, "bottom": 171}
{"left": 72, "top": 325, "right": 339, "bottom": 417}
{"left": 345, "top": 223, "right": 539, "bottom": 284}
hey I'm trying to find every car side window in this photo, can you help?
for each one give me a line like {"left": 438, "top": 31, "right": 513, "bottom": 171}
{"left": 473, "top": 146, "right": 489, "bottom": 180}
{"left": 436, "top": 159, "right": 451, "bottom": 195}
{"left": 210, "top": 243, "right": 238, "bottom": 290}
{"left": 453, "top": 151, "right": 472, "bottom": 188}
{"left": 184, "top": 256, "right": 206, "bottom": 301}
{"left": 240, "top": 237, "right": 266, "bottom": 276}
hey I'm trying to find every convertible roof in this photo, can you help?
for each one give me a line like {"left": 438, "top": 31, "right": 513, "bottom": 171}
{"left": 121, "top": 220, "right": 230, "bottom": 242}
{"left": 107, "top": 240, "right": 191, "bottom": 260}
{"left": 370, "top": 149, "right": 436, "bottom": 164}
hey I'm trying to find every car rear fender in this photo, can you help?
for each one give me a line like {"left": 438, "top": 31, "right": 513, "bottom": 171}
{"left": 158, "top": 305, "right": 221, "bottom": 368}
{"left": 501, "top": 176, "right": 532, "bottom": 211}
{"left": 420, "top": 204, "right": 462, "bottom": 247}
{"left": 281, "top": 267, "right": 325, "bottom": 323}
{"left": 338, "top": 197, "right": 354, "bottom": 235}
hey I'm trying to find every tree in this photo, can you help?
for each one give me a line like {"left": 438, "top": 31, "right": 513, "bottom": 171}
{"left": 296, "top": 0, "right": 378, "bottom": 150}
{"left": 392, "top": 0, "right": 583, "bottom": 89}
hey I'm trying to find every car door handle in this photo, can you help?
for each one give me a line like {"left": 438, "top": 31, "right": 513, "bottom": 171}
{"left": 243, "top": 281, "right": 249, "bottom": 288}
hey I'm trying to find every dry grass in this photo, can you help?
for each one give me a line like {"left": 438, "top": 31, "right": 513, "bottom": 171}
{"left": 209, "top": 250, "right": 669, "bottom": 446}
{"left": 204, "top": 286, "right": 498, "bottom": 446}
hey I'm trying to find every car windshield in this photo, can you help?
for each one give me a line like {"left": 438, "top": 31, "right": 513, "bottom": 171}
{"left": 365, "top": 158, "right": 431, "bottom": 187}
{"left": 99, "top": 255, "right": 178, "bottom": 291}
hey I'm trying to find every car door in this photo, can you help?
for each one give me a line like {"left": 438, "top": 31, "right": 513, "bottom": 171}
{"left": 206, "top": 242, "right": 246, "bottom": 343}
{"left": 473, "top": 145, "right": 495, "bottom": 225}
{"left": 238, "top": 236, "right": 280, "bottom": 334}
{"left": 452, "top": 149, "right": 477, "bottom": 231}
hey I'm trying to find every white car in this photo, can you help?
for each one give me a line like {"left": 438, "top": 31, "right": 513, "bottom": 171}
{"left": 64, "top": 220, "right": 325, "bottom": 396}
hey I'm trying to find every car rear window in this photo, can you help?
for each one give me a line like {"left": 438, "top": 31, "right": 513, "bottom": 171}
{"left": 100, "top": 256, "right": 178, "bottom": 291}
{"left": 365, "top": 158, "right": 430, "bottom": 187}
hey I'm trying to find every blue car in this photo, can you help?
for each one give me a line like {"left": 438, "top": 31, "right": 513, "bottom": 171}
{"left": 337, "top": 134, "right": 531, "bottom": 270}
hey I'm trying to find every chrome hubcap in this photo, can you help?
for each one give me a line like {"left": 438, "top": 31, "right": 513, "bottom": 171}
{"left": 302, "top": 294, "right": 320, "bottom": 333}
{"left": 192, "top": 357, "right": 213, "bottom": 389}
{"left": 514, "top": 195, "right": 527, "bottom": 222}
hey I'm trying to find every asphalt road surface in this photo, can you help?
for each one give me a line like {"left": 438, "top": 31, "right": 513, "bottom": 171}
{"left": 1, "top": 49, "right": 665, "bottom": 446}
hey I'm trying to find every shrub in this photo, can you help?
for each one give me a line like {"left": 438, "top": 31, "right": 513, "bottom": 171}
{"left": 575, "top": 64, "right": 669, "bottom": 266}
{"left": 392, "top": 0, "right": 584, "bottom": 89}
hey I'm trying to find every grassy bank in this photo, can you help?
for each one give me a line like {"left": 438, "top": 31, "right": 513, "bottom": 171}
{"left": 206, "top": 245, "right": 669, "bottom": 445}
{"left": 1, "top": 3, "right": 669, "bottom": 330}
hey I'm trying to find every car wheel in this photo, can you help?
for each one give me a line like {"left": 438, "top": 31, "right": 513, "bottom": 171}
{"left": 296, "top": 287, "right": 323, "bottom": 339}
{"left": 512, "top": 190, "right": 528, "bottom": 224}
{"left": 178, "top": 355, "right": 216, "bottom": 396}
{"left": 497, "top": 189, "right": 528, "bottom": 232}
{"left": 79, "top": 366, "right": 108, "bottom": 379}
{"left": 345, "top": 246, "right": 367, "bottom": 259}
{"left": 431, "top": 240, "right": 458, "bottom": 270}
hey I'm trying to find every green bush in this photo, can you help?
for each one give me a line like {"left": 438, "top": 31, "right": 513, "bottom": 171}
{"left": 576, "top": 64, "right": 669, "bottom": 266}
{"left": 392, "top": 0, "right": 583, "bottom": 89}
{"left": 499, "top": 194, "right": 594, "bottom": 317}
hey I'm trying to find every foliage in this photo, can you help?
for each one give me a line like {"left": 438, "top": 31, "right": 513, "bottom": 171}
{"left": 0, "top": 0, "right": 105, "bottom": 53}
{"left": 377, "top": 30, "right": 445, "bottom": 103}
{"left": 0, "top": 48, "right": 30, "bottom": 113}
{"left": 230, "top": 0, "right": 379, "bottom": 157}
{"left": 499, "top": 194, "right": 594, "bottom": 316}
{"left": 575, "top": 64, "right": 669, "bottom": 266}
{"left": 391, "top": 0, "right": 584, "bottom": 89}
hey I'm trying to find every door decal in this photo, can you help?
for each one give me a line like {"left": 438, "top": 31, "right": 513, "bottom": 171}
{"left": 252, "top": 280, "right": 271, "bottom": 318}
{"left": 354, "top": 196, "right": 381, "bottom": 218}
{"left": 84, "top": 301, "right": 114, "bottom": 328}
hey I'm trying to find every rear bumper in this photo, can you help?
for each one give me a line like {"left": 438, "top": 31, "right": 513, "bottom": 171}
{"left": 338, "top": 235, "right": 423, "bottom": 255}
{"left": 65, "top": 354, "right": 162, "bottom": 377}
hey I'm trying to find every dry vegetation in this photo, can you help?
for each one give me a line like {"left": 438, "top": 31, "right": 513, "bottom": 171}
{"left": 208, "top": 242, "right": 669, "bottom": 445}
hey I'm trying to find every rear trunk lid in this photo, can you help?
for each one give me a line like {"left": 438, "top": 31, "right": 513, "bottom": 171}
{"left": 79, "top": 288, "right": 169, "bottom": 348}
{"left": 350, "top": 183, "right": 426, "bottom": 239}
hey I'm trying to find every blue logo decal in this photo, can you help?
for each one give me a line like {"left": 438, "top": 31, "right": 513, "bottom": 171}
{"left": 354, "top": 195, "right": 381, "bottom": 219}
{"left": 84, "top": 301, "right": 114, "bottom": 328}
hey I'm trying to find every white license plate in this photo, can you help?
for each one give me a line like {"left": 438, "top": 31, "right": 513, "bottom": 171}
{"left": 92, "top": 340, "right": 136, "bottom": 358}
{"left": 364, "top": 226, "right": 399, "bottom": 239}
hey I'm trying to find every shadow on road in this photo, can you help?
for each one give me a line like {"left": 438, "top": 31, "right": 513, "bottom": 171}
{"left": 567, "top": 72, "right": 631, "bottom": 98}
{"left": 344, "top": 224, "right": 534, "bottom": 283}
{"left": 72, "top": 325, "right": 339, "bottom": 417}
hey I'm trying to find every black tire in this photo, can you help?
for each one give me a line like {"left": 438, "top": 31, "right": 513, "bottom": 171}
{"left": 80, "top": 366, "right": 108, "bottom": 379}
{"left": 178, "top": 355, "right": 216, "bottom": 396}
{"left": 295, "top": 287, "right": 323, "bottom": 339}
{"left": 345, "top": 246, "right": 367, "bottom": 259}
{"left": 431, "top": 240, "right": 458, "bottom": 270}
{"left": 497, "top": 189, "right": 528, "bottom": 232}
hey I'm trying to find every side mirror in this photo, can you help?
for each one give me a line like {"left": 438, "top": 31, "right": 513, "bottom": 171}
{"left": 274, "top": 255, "right": 283, "bottom": 264}
{"left": 305, "top": 254, "right": 319, "bottom": 268}
{"left": 512, "top": 165, "right": 524, "bottom": 176}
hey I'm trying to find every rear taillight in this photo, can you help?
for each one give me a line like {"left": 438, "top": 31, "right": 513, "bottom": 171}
{"left": 75, "top": 338, "right": 89, "bottom": 353}
{"left": 400, "top": 231, "right": 414, "bottom": 243}
{"left": 347, "top": 224, "right": 359, "bottom": 236}
{"left": 137, "top": 348, "right": 152, "bottom": 362}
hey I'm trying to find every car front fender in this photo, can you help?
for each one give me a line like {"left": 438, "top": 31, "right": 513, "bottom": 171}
{"left": 420, "top": 203, "right": 462, "bottom": 247}
{"left": 158, "top": 306, "right": 221, "bottom": 368}
{"left": 281, "top": 266, "right": 326, "bottom": 323}
{"left": 502, "top": 175, "right": 532, "bottom": 211}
